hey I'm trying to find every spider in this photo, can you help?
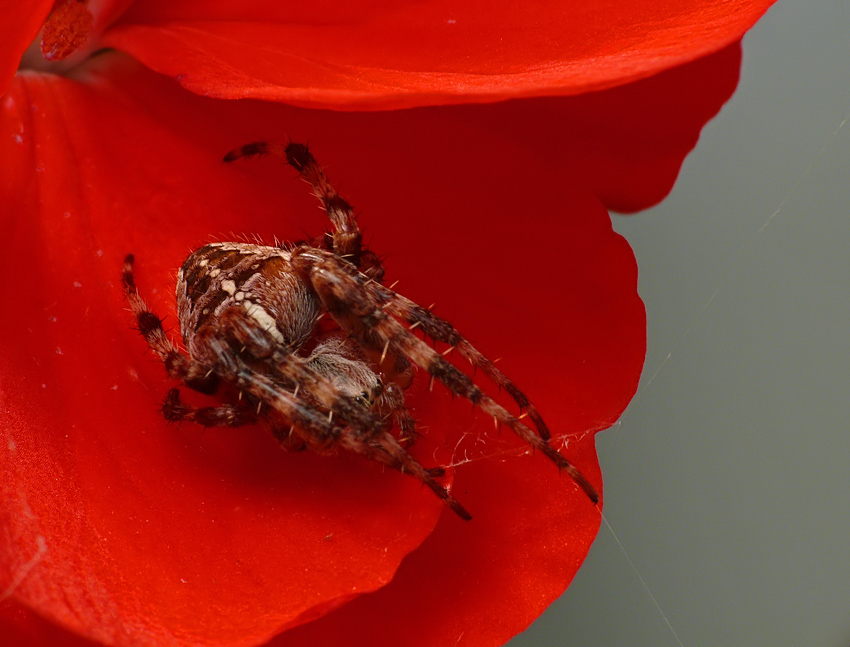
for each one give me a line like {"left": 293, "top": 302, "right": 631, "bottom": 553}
{"left": 121, "top": 141, "right": 599, "bottom": 520}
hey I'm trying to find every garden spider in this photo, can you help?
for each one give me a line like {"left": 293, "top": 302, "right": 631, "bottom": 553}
{"left": 122, "top": 142, "right": 599, "bottom": 520}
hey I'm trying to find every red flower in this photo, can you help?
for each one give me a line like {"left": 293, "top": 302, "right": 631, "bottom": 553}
{"left": 1, "top": 2, "right": 775, "bottom": 646}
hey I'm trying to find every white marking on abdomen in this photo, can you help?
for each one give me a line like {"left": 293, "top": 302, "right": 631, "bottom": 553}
{"left": 242, "top": 301, "right": 284, "bottom": 343}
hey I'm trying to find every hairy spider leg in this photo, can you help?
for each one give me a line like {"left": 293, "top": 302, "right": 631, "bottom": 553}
{"left": 223, "top": 141, "right": 368, "bottom": 270}
{"left": 292, "top": 247, "right": 600, "bottom": 505}
{"left": 337, "top": 428, "right": 472, "bottom": 521}
{"left": 380, "top": 381, "right": 419, "bottom": 447}
{"left": 158, "top": 383, "right": 309, "bottom": 451}
{"left": 374, "top": 288, "right": 552, "bottom": 441}
{"left": 224, "top": 355, "right": 345, "bottom": 451}
{"left": 238, "top": 361, "right": 470, "bottom": 519}
{"left": 122, "top": 254, "right": 219, "bottom": 394}
{"left": 161, "top": 387, "right": 258, "bottom": 427}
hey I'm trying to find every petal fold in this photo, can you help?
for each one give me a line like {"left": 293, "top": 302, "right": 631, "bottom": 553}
{"left": 0, "top": 1, "right": 53, "bottom": 95}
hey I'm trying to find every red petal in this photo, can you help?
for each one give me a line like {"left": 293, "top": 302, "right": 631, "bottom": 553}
{"left": 274, "top": 438, "right": 606, "bottom": 647}
{"left": 0, "top": 1, "right": 52, "bottom": 95}
{"left": 1, "top": 54, "right": 643, "bottom": 647}
{"left": 1, "top": 61, "right": 442, "bottom": 647}
{"left": 102, "top": 0, "right": 775, "bottom": 109}
{"left": 488, "top": 42, "right": 742, "bottom": 213}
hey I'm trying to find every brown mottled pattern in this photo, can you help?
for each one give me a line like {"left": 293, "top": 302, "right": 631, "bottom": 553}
{"left": 176, "top": 243, "right": 320, "bottom": 357}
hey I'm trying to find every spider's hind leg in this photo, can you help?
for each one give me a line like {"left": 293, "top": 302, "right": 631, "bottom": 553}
{"left": 162, "top": 388, "right": 257, "bottom": 427}
{"left": 337, "top": 428, "right": 472, "bottom": 521}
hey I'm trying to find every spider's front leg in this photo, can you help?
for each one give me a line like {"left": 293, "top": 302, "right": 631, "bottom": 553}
{"left": 122, "top": 254, "right": 219, "bottom": 394}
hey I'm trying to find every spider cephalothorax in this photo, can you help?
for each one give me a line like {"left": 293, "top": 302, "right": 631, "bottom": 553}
{"left": 122, "top": 142, "right": 598, "bottom": 520}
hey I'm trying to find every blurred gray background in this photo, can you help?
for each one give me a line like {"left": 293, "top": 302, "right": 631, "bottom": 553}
{"left": 509, "top": 2, "right": 850, "bottom": 646}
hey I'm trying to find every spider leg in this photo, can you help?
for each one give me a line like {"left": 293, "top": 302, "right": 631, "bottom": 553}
{"left": 161, "top": 388, "right": 257, "bottom": 427}
{"left": 229, "top": 362, "right": 344, "bottom": 451}
{"left": 375, "top": 290, "right": 552, "bottom": 441}
{"left": 292, "top": 248, "right": 599, "bottom": 505}
{"left": 162, "top": 385, "right": 309, "bottom": 451}
{"left": 380, "top": 381, "right": 419, "bottom": 447}
{"left": 336, "top": 428, "right": 472, "bottom": 521}
{"left": 284, "top": 142, "right": 361, "bottom": 261}
{"left": 223, "top": 141, "right": 374, "bottom": 274}
{"left": 122, "top": 255, "right": 219, "bottom": 394}
{"left": 191, "top": 318, "right": 342, "bottom": 449}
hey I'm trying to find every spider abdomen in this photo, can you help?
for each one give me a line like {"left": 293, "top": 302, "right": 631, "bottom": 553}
{"left": 176, "top": 242, "right": 320, "bottom": 359}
